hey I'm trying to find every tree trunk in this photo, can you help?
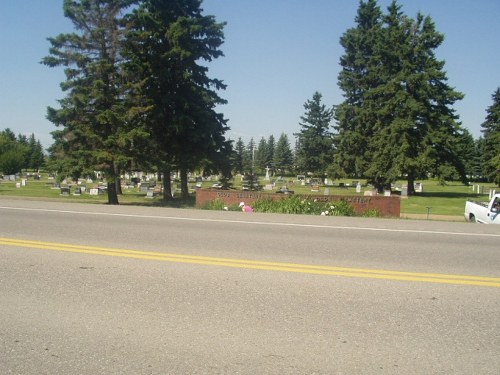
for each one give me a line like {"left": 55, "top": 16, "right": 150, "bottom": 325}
{"left": 407, "top": 173, "right": 416, "bottom": 196}
{"left": 162, "top": 167, "right": 173, "bottom": 201}
{"left": 107, "top": 180, "right": 119, "bottom": 205}
{"left": 180, "top": 168, "right": 189, "bottom": 199}
{"left": 116, "top": 177, "right": 122, "bottom": 195}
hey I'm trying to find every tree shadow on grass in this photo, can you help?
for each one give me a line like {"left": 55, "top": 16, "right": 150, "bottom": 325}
{"left": 121, "top": 196, "right": 196, "bottom": 208}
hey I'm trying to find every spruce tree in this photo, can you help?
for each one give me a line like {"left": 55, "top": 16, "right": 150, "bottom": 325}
{"left": 233, "top": 137, "right": 245, "bottom": 175}
{"left": 481, "top": 88, "right": 500, "bottom": 186}
{"left": 255, "top": 137, "right": 268, "bottom": 173}
{"left": 43, "top": 0, "right": 136, "bottom": 204}
{"left": 335, "top": 0, "right": 466, "bottom": 193}
{"left": 295, "top": 92, "right": 334, "bottom": 178}
{"left": 334, "top": 0, "right": 382, "bottom": 178}
{"left": 125, "top": 0, "right": 229, "bottom": 199}
{"left": 274, "top": 133, "right": 293, "bottom": 174}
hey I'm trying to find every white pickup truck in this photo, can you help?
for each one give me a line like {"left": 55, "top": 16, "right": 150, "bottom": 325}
{"left": 464, "top": 194, "right": 500, "bottom": 224}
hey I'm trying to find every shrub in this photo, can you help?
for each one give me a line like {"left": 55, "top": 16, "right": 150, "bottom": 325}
{"left": 252, "top": 196, "right": 356, "bottom": 216}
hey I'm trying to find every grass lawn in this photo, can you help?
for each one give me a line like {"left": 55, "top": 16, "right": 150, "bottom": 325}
{"left": 1, "top": 175, "right": 497, "bottom": 218}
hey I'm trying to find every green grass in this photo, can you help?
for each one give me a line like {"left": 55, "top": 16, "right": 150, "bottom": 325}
{"left": 1, "top": 175, "right": 497, "bottom": 217}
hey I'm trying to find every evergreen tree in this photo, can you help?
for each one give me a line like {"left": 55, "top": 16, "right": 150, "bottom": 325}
{"left": 24, "top": 134, "right": 45, "bottom": 170}
{"left": 454, "top": 128, "right": 477, "bottom": 182}
{"left": 295, "top": 92, "right": 334, "bottom": 177}
{"left": 473, "top": 137, "right": 486, "bottom": 182}
{"left": 243, "top": 138, "right": 256, "bottom": 174}
{"left": 481, "top": 88, "right": 500, "bottom": 186}
{"left": 125, "top": 0, "right": 229, "bottom": 199}
{"left": 233, "top": 137, "right": 245, "bottom": 175}
{"left": 333, "top": 0, "right": 382, "bottom": 178}
{"left": 335, "top": 0, "right": 466, "bottom": 193}
{"left": 255, "top": 137, "right": 268, "bottom": 173}
{"left": 273, "top": 133, "right": 293, "bottom": 174}
{"left": 42, "top": 0, "right": 136, "bottom": 204}
{"left": 266, "top": 135, "right": 275, "bottom": 170}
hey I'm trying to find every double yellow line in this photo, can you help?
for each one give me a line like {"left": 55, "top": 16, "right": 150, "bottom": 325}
{"left": 1, "top": 237, "right": 499, "bottom": 288}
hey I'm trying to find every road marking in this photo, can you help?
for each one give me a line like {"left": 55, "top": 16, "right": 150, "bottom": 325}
{"left": 1, "top": 237, "right": 499, "bottom": 288}
{"left": 1, "top": 206, "right": 499, "bottom": 238}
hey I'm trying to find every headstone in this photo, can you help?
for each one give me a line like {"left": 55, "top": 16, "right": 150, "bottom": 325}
{"left": 16, "top": 182, "right": 21, "bottom": 188}
{"left": 21, "top": 179, "right": 27, "bottom": 186}
{"left": 60, "top": 187, "right": 70, "bottom": 196}
{"left": 364, "top": 191, "right": 373, "bottom": 196}
{"left": 324, "top": 188, "right": 330, "bottom": 196}
{"left": 73, "top": 187, "right": 82, "bottom": 196}
{"left": 384, "top": 190, "right": 391, "bottom": 196}
{"left": 146, "top": 190, "right": 154, "bottom": 198}
{"left": 264, "top": 166, "right": 270, "bottom": 181}
{"left": 89, "top": 188, "right": 99, "bottom": 195}
{"left": 356, "top": 182, "right": 362, "bottom": 193}
{"left": 401, "top": 186, "right": 408, "bottom": 197}
{"left": 9, "top": 175, "right": 16, "bottom": 181}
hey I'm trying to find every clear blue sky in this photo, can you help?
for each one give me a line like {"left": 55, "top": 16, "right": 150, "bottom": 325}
{"left": 1, "top": 0, "right": 499, "bottom": 150}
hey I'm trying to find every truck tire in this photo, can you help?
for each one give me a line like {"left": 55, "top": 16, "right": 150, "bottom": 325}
{"left": 470, "top": 214, "right": 476, "bottom": 223}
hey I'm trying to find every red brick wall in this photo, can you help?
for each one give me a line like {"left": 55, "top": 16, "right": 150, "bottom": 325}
{"left": 196, "top": 189, "right": 400, "bottom": 217}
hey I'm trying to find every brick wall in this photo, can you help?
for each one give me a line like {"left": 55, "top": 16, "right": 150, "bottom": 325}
{"left": 196, "top": 189, "right": 400, "bottom": 217}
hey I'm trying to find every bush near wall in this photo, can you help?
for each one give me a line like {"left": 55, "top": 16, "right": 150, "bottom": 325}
{"left": 196, "top": 189, "right": 400, "bottom": 217}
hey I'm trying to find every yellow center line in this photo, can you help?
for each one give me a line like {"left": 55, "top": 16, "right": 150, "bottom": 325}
{"left": 1, "top": 237, "right": 499, "bottom": 287}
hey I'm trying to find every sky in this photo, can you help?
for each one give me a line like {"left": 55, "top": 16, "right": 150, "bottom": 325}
{"left": 0, "top": 0, "right": 499, "bottom": 150}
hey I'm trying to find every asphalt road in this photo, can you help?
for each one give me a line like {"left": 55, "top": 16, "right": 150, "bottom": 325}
{"left": 1, "top": 198, "right": 499, "bottom": 374}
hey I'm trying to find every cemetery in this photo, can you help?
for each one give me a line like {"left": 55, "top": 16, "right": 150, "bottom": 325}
{"left": 1, "top": 171, "right": 498, "bottom": 220}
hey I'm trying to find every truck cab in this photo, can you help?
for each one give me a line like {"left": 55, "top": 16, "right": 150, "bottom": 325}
{"left": 464, "top": 194, "right": 500, "bottom": 224}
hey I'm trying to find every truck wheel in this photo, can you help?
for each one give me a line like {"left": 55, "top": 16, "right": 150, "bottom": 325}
{"left": 470, "top": 215, "right": 476, "bottom": 223}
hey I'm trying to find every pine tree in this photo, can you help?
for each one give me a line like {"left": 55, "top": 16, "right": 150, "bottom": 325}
{"left": 273, "top": 133, "right": 293, "bottom": 174}
{"left": 295, "top": 92, "right": 334, "bottom": 178}
{"left": 243, "top": 138, "right": 256, "bottom": 174}
{"left": 255, "top": 137, "right": 268, "bottom": 173}
{"left": 27, "top": 134, "right": 45, "bottom": 170}
{"left": 334, "top": 0, "right": 382, "bottom": 178}
{"left": 43, "top": 0, "right": 136, "bottom": 204}
{"left": 335, "top": 0, "right": 466, "bottom": 193}
{"left": 266, "top": 135, "right": 275, "bottom": 171}
{"left": 125, "top": 0, "right": 229, "bottom": 199}
{"left": 233, "top": 137, "right": 245, "bottom": 175}
{"left": 481, "top": 88, "right": 500, "bottom": 186}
